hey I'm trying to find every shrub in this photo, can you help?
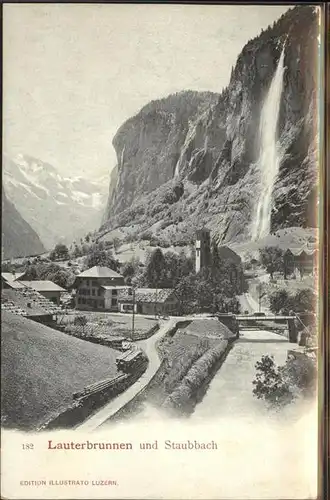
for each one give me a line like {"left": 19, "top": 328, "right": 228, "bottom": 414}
{"left": 73, "top": 315, "right": 88, "bottom": 336}
{"left": 163, "top": 383, "right": 191, "bottom": 409}
{"left": 164, "top": 340, "right": 210, "bottom": 394}
{"left": 74, "top": 315, "right": 87, "bottom": 327}
{"left": 163, "top": 342, "right": 227, "bottom": 409}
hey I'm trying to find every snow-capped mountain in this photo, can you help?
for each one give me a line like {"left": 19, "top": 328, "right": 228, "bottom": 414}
{"left": 3, "top": 154, "right": 109, "bottom": 250}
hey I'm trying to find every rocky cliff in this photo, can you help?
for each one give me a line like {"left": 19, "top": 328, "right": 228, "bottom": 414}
{"left": 101, "top": 5, "right": 319, "bottom": 246}
{"left": 2, "top": 188, "right": 46, "bottom": 259}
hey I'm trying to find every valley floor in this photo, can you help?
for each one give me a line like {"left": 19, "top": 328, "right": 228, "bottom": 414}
{"left": 191, "top": 328, "right": 290, "bottom": 422}
{"left": 108, "top": 328, "right": 298, "bottom": 425}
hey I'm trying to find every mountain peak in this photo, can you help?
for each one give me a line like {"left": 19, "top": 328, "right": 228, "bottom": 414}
{"left": 3, "top": 155, "right": 109, "bottom": 250}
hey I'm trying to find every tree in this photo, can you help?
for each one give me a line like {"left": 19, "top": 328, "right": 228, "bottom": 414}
{"left": 121, "top": 257, "right": 141, "bottom": 283}
{"left": 259, "top": 246, "right": 284, "bottom": 279}
{"left": 269, "top": 289, "right": 290, "bottom": 314}
{"left": 252, "top": 355, "right": 294, "bottom": 407}
{"left": 174, "top": 274, "right": 198, "bottom": 315}
{"left": 252, "top": 354, "right": 317, "bottom": 409}
{"left": 223, "top": 296, "right": 241, "bottom": 314}
{"left": 293, "top": 289, "right": 316, "bottom": 313}
{"left": 81, "top": 243, "right": 90, "bottom": 255}
{"left": 113, "top": 237, "right": 120, "bottom": 252}
{"left": 210, "top": 242, "right": 246, "bottom": 295}
{"left": 51, "top": 269, "right": 73, "bottom": 289}
{"left": 144, "top": 248, "right": 166, "bottom": 288}
{"left": 22, "top": 261, "right": 75, "bottom": 289}
{"left": 22, "top": 265, "right": 38, "bottom": 280}
{"left": 56, "top": 243, "right": 69, "bottom": 260}
{"left": 211, "top": 240, "right": 222, "bottom": 272}
{"left": 268, "top": 288, "right": 316, "bottom": 316}
{"left": 178, "top": 250, "right": 194, "bottom": 278}
{"left": 50, "top": 243, "right": 69, "bottom": 261}
{"left": 72, "top": 244, "right": 82, "bottom": 258}
{"left": 195, "top": 276, "right": 214, "bottom": 312}
{"left": 161, "top": 252, "right": 181, "bottom": 287}
{"left": 84, "top": 249, "right": 119, "bottom": 271}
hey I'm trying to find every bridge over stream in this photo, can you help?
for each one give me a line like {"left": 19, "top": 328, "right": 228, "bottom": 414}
{"left": 235, "top": 314, "right": 298, "bottom": 342}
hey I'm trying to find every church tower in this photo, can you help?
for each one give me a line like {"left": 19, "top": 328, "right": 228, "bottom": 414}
{"left": 195, "top": 229, "right": 211, "bottom": 273}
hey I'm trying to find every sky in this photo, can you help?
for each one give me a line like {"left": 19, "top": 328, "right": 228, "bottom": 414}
{"left": 3, "top": 3, "right": 291, "bottom": 180}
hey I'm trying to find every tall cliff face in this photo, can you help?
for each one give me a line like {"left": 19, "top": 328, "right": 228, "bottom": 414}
{"left": 2, "top": 188, "right": 45, "bottom": 259}
{"left": 105, "top": 91, "right": 219, "bottom": 216}
{"left": 102, "top": 5, "right": 319, "bottom": 246}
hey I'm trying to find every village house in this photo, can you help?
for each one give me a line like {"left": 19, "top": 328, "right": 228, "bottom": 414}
{"left": 18, "top": 280, "right": 66, "bottom": 306}
{"left": 1, "top": 288, "right": 62, "bottom": 325}
{"left": 72, "top": 266, "right": 127, "bottom": 311}
{"left": 118, "top": 288, "right": 178, "bottom": 316}
{"left": 71, "top": 266, "right": 179, "bottom": 315}
{"left": 283, "top": 245, "right": 317, "bottom": 277}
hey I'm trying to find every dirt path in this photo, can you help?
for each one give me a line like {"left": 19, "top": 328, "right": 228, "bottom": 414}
{"left": 239, "top": 290, "right": 271, "bottom": 315}
{"left": 192, "top": 329, "right": 290, "bottom": 422}
{"left": 76, "top": 318, "right": 177, "bottom": 432}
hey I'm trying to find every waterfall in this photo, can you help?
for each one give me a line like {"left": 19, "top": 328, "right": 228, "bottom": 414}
{"left": 251, "top": 44, "right": 286, "bottom": 241}
{"left": 120, "top": 145, "right": 126, "bottom": 168}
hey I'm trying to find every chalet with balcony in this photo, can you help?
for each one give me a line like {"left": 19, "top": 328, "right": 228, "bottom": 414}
{"left": 283, "top": 245, "right": 317, "bottom": 277}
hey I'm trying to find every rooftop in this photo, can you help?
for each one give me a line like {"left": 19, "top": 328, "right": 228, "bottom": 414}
{"left": 77, "top": 266, "right": 123, "bottom": 279}
{"left": 101, "top": 285, "right": 130, "bottom": 290}
{"left": 19, "top": 280, "right": 66, "bottom": 292}
{"left": 119, "top": 288, "right": 174, "bottom": 304}
{"left": 217, "top": 245, "right": 242, "bottom": 264}
{"left": 2, "top": 279, "right": 27, "bottom": 290}
{"left": 182, "top": 318, "right": 236, "bottom": 340}
{"left": 1, "top": 289, "right": 62, "bottom": 317}
{"left": 2, "top": 272, "right": 26, "bottom": 282}
{"left": 284, "top": 245, "right": 317, "bottom": 257}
